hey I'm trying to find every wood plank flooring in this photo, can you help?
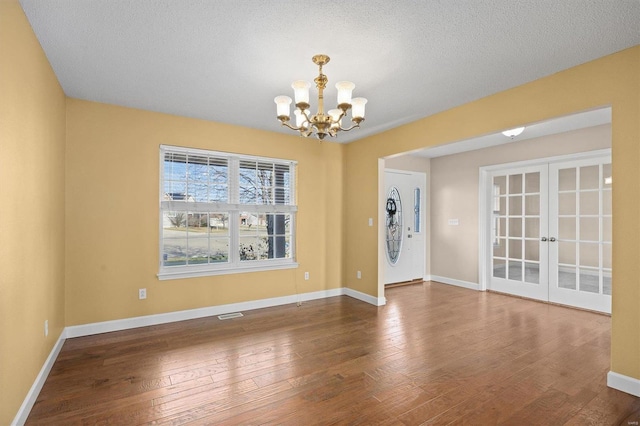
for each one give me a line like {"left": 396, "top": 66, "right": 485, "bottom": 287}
{"left": 26, "top": 282, "right": 640, "bottom": 425}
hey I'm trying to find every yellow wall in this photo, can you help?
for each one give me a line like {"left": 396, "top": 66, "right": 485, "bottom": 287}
{"left": 0, "top": 1, "right": 67, "bottom": 423}
{"left": 345, "top": 46, "right": 640, "bottom": 381}
{"left": 65, "top": 99, "right": 344, "bottom": 325}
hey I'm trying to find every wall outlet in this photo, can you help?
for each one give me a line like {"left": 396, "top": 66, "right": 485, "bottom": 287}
{"left": 368, "top": 218, "right": 373, "bottom": 226}
{"left": 139, "top": 288, "right": 147, "bottom": 299}
{"left": 44, "top": 320, "right": 48, "bottom": 337}
{"left": 357, "top": 271, "right": 362, "bottom": 279}
{"left": 304, "top": 272, "right": 309, "bottom": 280}
{"left": 448, "top": 218, "right": 460, "bottom": 226}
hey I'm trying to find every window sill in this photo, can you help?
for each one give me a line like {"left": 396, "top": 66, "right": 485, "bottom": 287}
{"left": 157, "top": 261, "right": 299, "bottom": 281}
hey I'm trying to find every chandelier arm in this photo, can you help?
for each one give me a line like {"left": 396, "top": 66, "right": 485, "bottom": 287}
{"left": 279, "top": 121, "right": 302, "bottom": 131}
{"left": 337, "top": 122, "right": 362, "bottom": 132}
{"left": 301, "top": 108, "right": 312, "bottom": 123}
{"left": 334, "top": 109, "right": 347, "bottom": 123}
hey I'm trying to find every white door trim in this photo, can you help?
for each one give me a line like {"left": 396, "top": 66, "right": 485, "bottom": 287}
{"left": 478, "top": 149, "right": 611, "bottom": 293}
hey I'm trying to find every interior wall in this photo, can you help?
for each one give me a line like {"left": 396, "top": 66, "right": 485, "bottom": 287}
{"left": 429, "top": 124, "right": 611, "bottom": 284}
{"left": 65, "top": 99, "right": 344, "bottom": 326}
{"left": 0, "top": 1, "right": 67, "bottom": 424}
{"left": 344, "top": 46, "right": 639, "bottom": 383}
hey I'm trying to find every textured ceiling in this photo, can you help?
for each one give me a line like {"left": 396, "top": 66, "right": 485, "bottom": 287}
{"left": 18, "top": 0, "right": 640, "bottom": 143}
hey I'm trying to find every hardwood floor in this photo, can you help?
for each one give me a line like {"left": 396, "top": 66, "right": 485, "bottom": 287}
{"left": 27, "top": 282, "right": 640, "bottom": 425}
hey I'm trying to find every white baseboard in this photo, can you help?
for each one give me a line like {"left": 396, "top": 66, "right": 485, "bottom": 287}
{"left": 12, "top": 331, "right": 66, "bottom": 426}
{"left": 429, "top": 275, "right": 480, "bottom": 291}
{"left": 607, "top": 371, "right": 640, "bottom": 397}
{"left": 65, "top": 288, "right": 344, "bottom": 338}
{"left": 343, "top": 287, "right": 386, "bottom": 306}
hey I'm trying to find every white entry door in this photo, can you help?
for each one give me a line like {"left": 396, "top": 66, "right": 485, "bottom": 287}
{"left": 384, "top": 170, "right": 426, "bottom": 284}
{"left": 486, "top": 154, "right": 612, "bottom": 313}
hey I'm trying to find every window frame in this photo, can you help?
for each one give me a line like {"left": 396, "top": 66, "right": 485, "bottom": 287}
{"left": 158, "top": 145, "right": 298, "bottom": 280}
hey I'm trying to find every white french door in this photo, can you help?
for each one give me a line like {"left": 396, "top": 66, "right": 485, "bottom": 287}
{"left": 489, "top": 165, "right": 549, "bottom": 301}
{"left": 486, "top": 153, "right": 612, "bottom": 313}
{"left": 548, "top": 158, "right": 612, "bottom": 313}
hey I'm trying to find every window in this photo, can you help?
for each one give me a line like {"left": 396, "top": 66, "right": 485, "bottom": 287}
{"left": 413, "top": 187, "right": 421, "bottom": 233}
{"left": 159, "top": 145, "right": 297, "bottom": 280}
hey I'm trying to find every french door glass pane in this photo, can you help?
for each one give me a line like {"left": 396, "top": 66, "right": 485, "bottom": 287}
{"left": 559, "top": 217, "right": 576, "bottom": 240}
{"left": 559, "top": 192, "right": 576, "bottom": 215}
{"left": 509, "top": 218, "right": 522, "bottom": 237}
{"left": 580, "top": 165, "right": 599, "bottom": 190}
{"left": 509, "top": 196, "right": 522, "bottom": 215}
{"left": 493, "top": 259, "right": 506, "bottom": 278}
{"left": 580, "top": 217, "right": 599, "bottom": 241}
{"left": 580, "top": 192, "right": 599, "bottom": 215}
{"left": 579, "top": 268, "right": 599, "bottom": 293}
{"left": 509, "top": 260, "right": 522, "bottom": 280}
{"left": 603, "top": 271, "right": 612, "bottom": 295}
{"left": 559, "top": 168, "right": 576, "bottom": 191}
{"left": 525, "top": 240, "right": 539, "bottom": 261}
{"left": 603, "top": 243, "right": 612, "bottom": 269}
{"left": 494, "top": 239, "right": 506, "bottom": 257}
{"left": 525, "top": 172, "right": 540, "bottom": 193}
{"left": 525, "top": 218, "right": 539, "bottom": 238}
{"left": 559, "top": 241, "right": 576, "bottom": 265}
{"left": 559, "top": 268, "right": 577, "bottom": 290}
{"left": 498, "top": 217, "right": 507, "bottom": 237}
{"left": 509, "top": 175, "right": 522, "bottom": 194}
{"left": 509, "top": 239, "right": 522, "bottom": 259}
{"left": 525, "top": 195, "right": 540, "bottom": 215}
{"left": 497, "top": 197, "right": 506, "bottom": 215}
{"left": 524, "top": 262, "right": 539, "bottom": 284}
{"left": 579, "top": 242, "right": 599, "bottom": 268}
{"left": 494, "top": 176, "right": 506, "bottom": 194}
{"left": 603, "top": 191, "right": 612, "bottom": 215}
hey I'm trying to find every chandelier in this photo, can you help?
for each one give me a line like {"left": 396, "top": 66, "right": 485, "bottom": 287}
{"left": 274, "top": 54, "right": 367, "bottom": 140}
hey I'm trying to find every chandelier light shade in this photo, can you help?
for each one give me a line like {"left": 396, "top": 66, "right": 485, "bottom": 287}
{"left": 274, "top": 54, "right": 367, "bottom": 140}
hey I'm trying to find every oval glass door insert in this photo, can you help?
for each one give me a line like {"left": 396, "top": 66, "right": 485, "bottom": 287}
{"left": 385, "top": 186, "right": 403, "bottom": 264}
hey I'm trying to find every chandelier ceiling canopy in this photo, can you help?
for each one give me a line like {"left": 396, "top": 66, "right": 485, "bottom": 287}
{"left": 274, "top": 54, "right": 367, "bottom": 141}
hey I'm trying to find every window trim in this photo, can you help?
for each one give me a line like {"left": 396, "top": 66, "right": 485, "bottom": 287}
{"left": 158, "top": 145, "right": 297, "bottom": 280}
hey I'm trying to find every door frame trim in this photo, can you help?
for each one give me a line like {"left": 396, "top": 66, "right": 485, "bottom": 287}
{"left": 478, "top": 148, "right": 611, "bottom": 292}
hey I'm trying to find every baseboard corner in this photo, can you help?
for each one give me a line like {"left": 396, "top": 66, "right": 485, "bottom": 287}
{"left": 343, "top": 287, "right": 386, "bottom": 306}
{"left": 12, "top": 331, "right": 66, "bottom": 425}
{"left": 607, "top": 370, "right": 640, "bottom": 397}
{"left": 429, "top": 275, "right": 480, "bottom": 291}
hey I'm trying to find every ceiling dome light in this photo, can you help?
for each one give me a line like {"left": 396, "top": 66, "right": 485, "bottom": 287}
{"left": 502, "top": 127, "right": 525, "bottom": 138}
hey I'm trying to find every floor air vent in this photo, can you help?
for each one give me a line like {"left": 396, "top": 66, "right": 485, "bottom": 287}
{"left": 218, "top": 312, "right": 243, "bottom": 320}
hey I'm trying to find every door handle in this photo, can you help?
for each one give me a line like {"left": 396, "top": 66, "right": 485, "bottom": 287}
{"left": 549, "top": 237, "right": 556, "bottom": 242}
{"left": 541, "top": 237, "right": 548, "bottom": 242}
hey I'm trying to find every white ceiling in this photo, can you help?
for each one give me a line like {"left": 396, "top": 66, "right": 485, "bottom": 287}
{"left": 18, "top": 1, "right": 640, "bottom": 144}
